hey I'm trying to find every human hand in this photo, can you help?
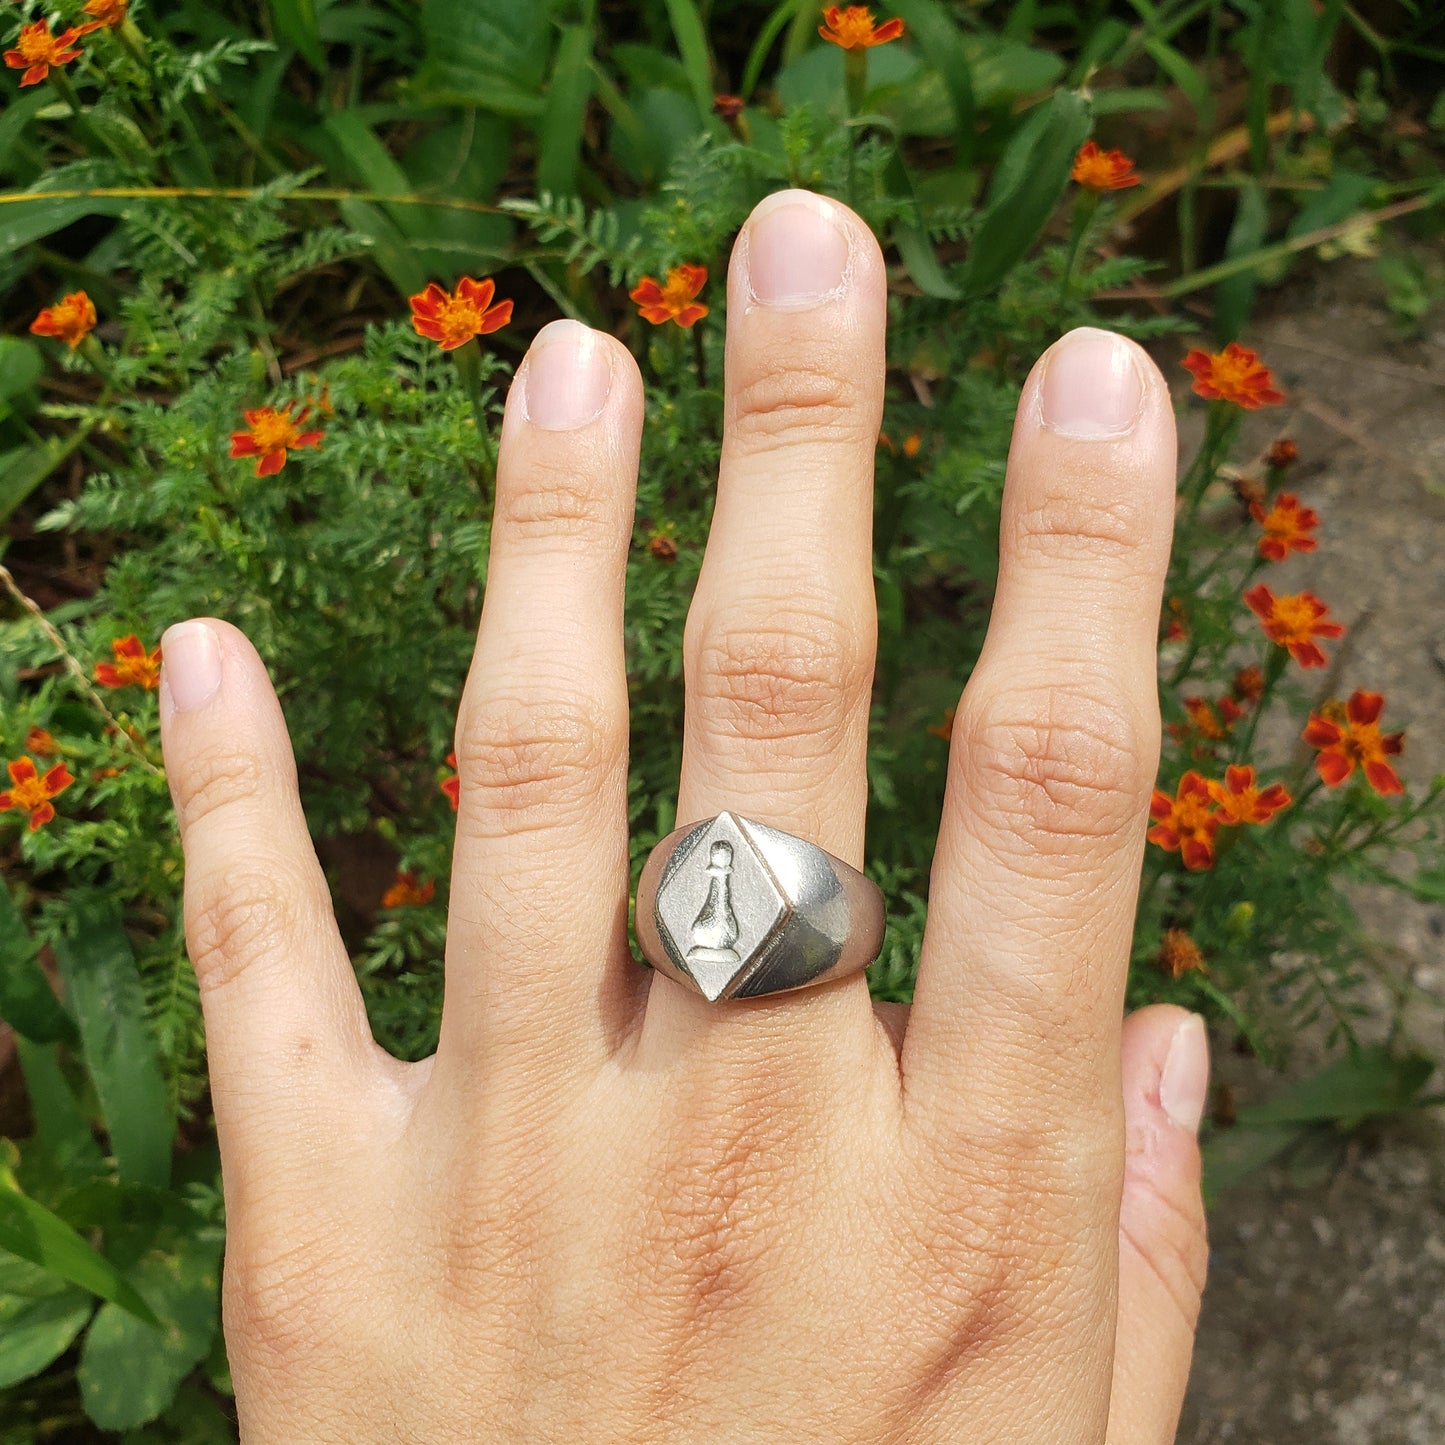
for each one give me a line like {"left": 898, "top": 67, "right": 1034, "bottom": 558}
{"left": 158, "top": 189, "right": 1207, "bottom": 1443}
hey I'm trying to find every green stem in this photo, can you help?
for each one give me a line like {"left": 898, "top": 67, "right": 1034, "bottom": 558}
{"left": 1232, "top": 645, "right": 1288, "bottom": 760}
{"left": 844, "top": 48, "right": 867, "bottom": 116}
{"left": 1060, "top": 191, "right": 1098, "bottom": 303}
{"left": 452, "top": 340, "right": 496, "bottom": 488}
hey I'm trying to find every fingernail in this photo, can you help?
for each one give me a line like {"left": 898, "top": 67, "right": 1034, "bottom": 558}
{"left": 745, "top": 190, "right": 851, "bottom": 308}
{"left": 1040, "top": 327, "right": 1145, "bottom": 438}
{"left": 1159, "top": 1014, "right": 1210, "bottom": 1134}
{"left": 160, "top": 621, "right": 222, "bottom": 715}
{"left": 521, "top": 320, "right": 613, "bottom": 431}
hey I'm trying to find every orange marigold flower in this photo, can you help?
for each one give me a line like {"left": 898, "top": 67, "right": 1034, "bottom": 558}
{"left": 30, "top": 290, "right": 97, "bottom": 349}
{"left": 1162, "top": 596, "right": 1188, "bottom": 643}
{"left": 630, "top": 265, "right": 709, "bottom": 329}
{"left": 78, "top": 0, "right": 128, "bottom": 33}
{"left": 646, "top": 529, "right": 679, "bottom": 562}
{"left": 927, "top": 706, "right": 956, "bottom": 742}
{"left": 1232, "top": 666, "right": 1266, "bottom": 706}
{"left": 1149, "top": 771, "right": 1219, "bottom": 871}
{"left": 24, "top": 726, "right": 59, "bottom": 757}
{"left": 1207, "top": 764, "right": 1291, "bottom": 826}
{"left": 1070, "top": 140, "right": 1141, "bottom": 190}
{"left": 901, "top": 433, "right": 922, "bottom": 458}
{"left": 95, "top": 634, "right": 162, "bottom": 690}
{"left": 1304, "top": 690, "right": 1405, "bottom": 796}
{"left": 381, "top": 870, "right": 436, "bottom": 909}
{"left": 819, "top": 5, "right": 905, "bottom": 48}
{"left": 0, "top": 756, "right": 74, "bottom": 831}
{"left": 4, "top": 20, "right": 83, "bottom": 86}
{"left": 229, "top": 402, "right": 324, "bottom": 478}
{"left": 1265, "top": 437, "right": 1299, "bottom": 470}
{"left": 409, "top": 276, "right": 513, "bottom": 352}
{"left": 1243, "top": 584, "right": 1344, "bottom": 669}
{"left": 1250, "top": 491, "right": 1319, "bottom": 562}
{"left": 1158, "top": 928, "right": 1206, "bottom": 980}
{"left": 1182, "top": 342, "right": 1285, "bottom": 409}
{"left": 441, "top": 751, "right": 460, "bottom": 811}
{"left": 1171, "top": 695, "right": 1243, "bottom": 744}
{"left": 712, "top": 93, "right": 745, "bottom": 119}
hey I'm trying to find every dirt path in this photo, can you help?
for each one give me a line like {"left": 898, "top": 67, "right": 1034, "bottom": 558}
{"left": 1174, "top": 254, "right": 1445, "bottom": 1443}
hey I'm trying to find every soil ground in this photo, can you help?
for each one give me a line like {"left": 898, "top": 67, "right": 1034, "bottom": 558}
{"left": 1171, "top": 254, "right": 1445, "bottom": 1444}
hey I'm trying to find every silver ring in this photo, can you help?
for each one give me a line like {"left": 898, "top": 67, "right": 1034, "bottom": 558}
{"left": 635, "top": 811, "right": 885, "bottom": 1002}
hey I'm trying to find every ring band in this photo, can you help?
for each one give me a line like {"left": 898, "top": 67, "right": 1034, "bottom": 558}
{"left": 635, "top": 811, "right": 885, "bottom": 1002}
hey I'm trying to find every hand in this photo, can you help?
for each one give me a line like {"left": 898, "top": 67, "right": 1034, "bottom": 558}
{"left": 157, "top": 189, "right": 1207, "bottom": 1443}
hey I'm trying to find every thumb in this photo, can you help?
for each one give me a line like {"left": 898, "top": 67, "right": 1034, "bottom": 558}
{"left": 1106, "top": 1005, "right": 1211, "bottom": 1445}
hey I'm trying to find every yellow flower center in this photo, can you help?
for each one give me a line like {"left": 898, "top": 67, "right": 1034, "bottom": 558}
{"left": 660, "top": 273, "right": 698, "bottom": 312}
{"left": 8, "top": 774, "right": 50, "bottom": 811}
{"left": 433, "top": 294, "right": 485, "bottom": 348}
{"left": 1172, "top": 792, "right": 1213, "bottom": 834}
{"left": 831, "top": 8, "right": 879, "bottom": 46}
{"left": 247, "top": 411, "right": 301, "bottom": 453}
{"left": 1342, "top": 720, "right": 1382, "bottom": 763}
{"left": 19, "top": 29, "right": 61, "bottom": 62}
{"left": 1269, "top": 594, "right": 1318, "bottom": 643}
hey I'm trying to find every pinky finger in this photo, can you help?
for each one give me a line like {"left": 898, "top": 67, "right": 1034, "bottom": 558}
{"left": 1107, "top": 1006, "right": 1211, "bottom": 1445}
{"left": 159, "top": 619, "right": 385, "bottom": 1170}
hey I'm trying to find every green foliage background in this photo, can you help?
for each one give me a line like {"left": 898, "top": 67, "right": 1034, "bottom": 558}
{"left": 1, "top": 0, "right": 1443, "bottom": 1434}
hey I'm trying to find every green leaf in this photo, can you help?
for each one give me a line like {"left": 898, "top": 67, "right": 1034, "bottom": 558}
{"left": 1143, "top": 38, "right": 1210, "bottom": 116}
{"left": 0, "top": 338, "right": 41, "bottom": 414}
{"left": 0, "top": 440, "right": 86, "bottom": 527}
{"left": 661, "top": 0, "right": 716, "bottom": 125}
{"left": 890, "top": 0, "right": 975, "bottom": 144}
{"left": 0, "top": 884, "right": 77, "bottom": 1046}
{"left": 1237, "top": 1046, "right": 1434, "bottom": 1129}
{"left": 268, "top": 0, "right": 326, "bottom": 72}
{"left": 0, "top": 1279, "right": 94, "bottom": 1389}
{"left": 1215, "top": 179, "right": 1270, "bottom": 342}
{"left": 78, "top": 1225, "right": 223, "bottom": 1431}
{"left": 537, "top": 24, "right": 596, "bottom": 197}
{"left": 0, "top": 90, "right": 48, "bottom": 174}
{"left": 741, "top": 0, "right": 799, "bottom": 99}
{"left": 0, "top": 1151, "right": 159, "bottom": 1326}
{"left": 413, "top": 0, "right": 554, "bottom": 113}
{"left": 52, "top": 900, "right": 173, "bottom": 1191}
{"left": 959, "top": 90, "right": 1091, "bottom": 298}
{"left": 17, "top": 1039, "right": 106, "bottom": 1182}
{"left": 1410, "top": 865, "right": 1445, "bottom": 904}
{"left": 0, "top": 162, "right": 133, "bottom": 255}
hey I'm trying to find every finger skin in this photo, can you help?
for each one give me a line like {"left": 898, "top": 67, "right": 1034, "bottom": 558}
{"left": 905, "top": 327, "right": 1178, "bottom": 1139}
{"left": 638, "top": 190, "right": 888, "bottom": 1068}
{"left": 1107, "top": 1005, "right": 1210, "bottom": 1445}
{"left": 157, "top": 619, "right": 382, "bottom": 1171}
{"left": 440, "top": 321, "right": 646, "bottom": 1081}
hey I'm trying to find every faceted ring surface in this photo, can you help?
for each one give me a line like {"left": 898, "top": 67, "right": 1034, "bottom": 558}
{"left": 635, "top": 812, "right": 886, "bottom": 1002}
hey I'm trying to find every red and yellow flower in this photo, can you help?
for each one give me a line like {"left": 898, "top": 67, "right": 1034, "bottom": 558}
{"left": 1182, "top": 342, "right": 1285, "bottom": 409}
{"left": 712, "top": 93, "right": 745, "bottom": 119}
{"left": 30, "top": 290, "right": 97, "bottom": 349}
{"left": 1304, "top": 690, "right": 1405, "bottom": 796}
{"left": 629, "top": 265, "right": 709, "bottom": 329}
{"left": 927, "top": 706, "right": 956, "bottom": 743}
{"left": 0, "top": 756, "right": 74, "bottom": 831}
{"left": 818, "top": 5, "right": 905, "bottom": 48}
{"left": 1231, "top": 666, "right": 1266, "bottom": 706}
{"left": 381, "top": 871, "right": 436, "bottom": 909}
{"left": 1207, "top": 764, "right": 1291, "bottom": 826}
{"left": 1265, "top": 437, "right": 1299, "bottom": 470}
{"left": 1170, "top": 695, "right": 1244, "bottom": 745}
{"left": 409, "top": 276, "right": 513, "bottom": 352}
{"left": 24, "top": 726, "right": 59, "bottom": 757}
{"left": 229, "top": 403, "right": 324, "bottom": 478}
{"left": 1158, "top": 928, "right": 1206, "bottom": 980}
{"left": 441, "top": 751, "right": 460, "bottom": 810}
{"left": 95, "top": 634, "right": 162, "bottom": 690}
{"left": 4, "top": 20, "right": 83, "bottom": 86}
{"left": 1243, "top": 584, "right": 1344, "bottom": 669}
{"left": 78, "top": 0, "right": 128, "bottom": 33}
{"left": 1250, "top": 491, "right": 1319, "bottom": 562}
{"left": 1070, "top": 140, "right": 1141, "bottom": 190}
{"left": 1148, "top": 771, "right": 1220, "bottom": 871}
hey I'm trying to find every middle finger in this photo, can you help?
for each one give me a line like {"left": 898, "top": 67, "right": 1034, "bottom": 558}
{"left": 638, "top": 191, "right": 889, "bottom": 1073}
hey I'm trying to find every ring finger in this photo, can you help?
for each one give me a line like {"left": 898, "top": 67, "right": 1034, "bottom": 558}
{"left": 638, "top": 191, "right": 889, "bottom": 1074}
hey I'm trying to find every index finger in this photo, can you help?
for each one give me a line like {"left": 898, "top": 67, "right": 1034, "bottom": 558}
{"left": 902, "top": 327, "right": 1177, "bottom": 1137}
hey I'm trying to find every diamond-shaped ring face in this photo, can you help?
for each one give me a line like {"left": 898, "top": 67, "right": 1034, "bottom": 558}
{"left": 654, "top": 813, "right": 789, "bottom": 1001}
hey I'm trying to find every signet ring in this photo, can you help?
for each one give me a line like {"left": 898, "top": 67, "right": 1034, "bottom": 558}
{"left": 635, "top": 812, "right": 886, "bottom": 1002}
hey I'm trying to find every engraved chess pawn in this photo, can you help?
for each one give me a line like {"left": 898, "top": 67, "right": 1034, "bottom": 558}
{"left": 687, "top": 840, "right": 741, "bottom": 964}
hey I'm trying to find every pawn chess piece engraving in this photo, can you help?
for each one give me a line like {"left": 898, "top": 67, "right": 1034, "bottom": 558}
{"left": 687, "top": 840, "right": 741, "bottom": 965}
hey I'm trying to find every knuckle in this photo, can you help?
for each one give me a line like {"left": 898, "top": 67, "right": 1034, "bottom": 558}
{"left": 186, "top": 866, "right": 301, "bottom": 995}
{"left": 224, "top": 1233, "right": 344, "bottom": 1370}
{"left": 495, "top": 456, "right": 615, "bottom": 547}
{"left": 1009, "top": 468, "right": 1154, "bottom": 566}
{"left": 1120, "top": 1171, "right": 1209, "bottom": 1333}
{"left": 728, "top": 356, "right": 871, "bottom": 452}
{"left": 957, "top": 682, "right": 1156, "bottom": 853}
{"left": 176, "top": 743, "right": 286, "bottom": 836}
{"left": 454, "top": 693, "right": 623, "bottom": 835}
{"left": 690, "top": 610, "right": 873, "bottom": 751}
